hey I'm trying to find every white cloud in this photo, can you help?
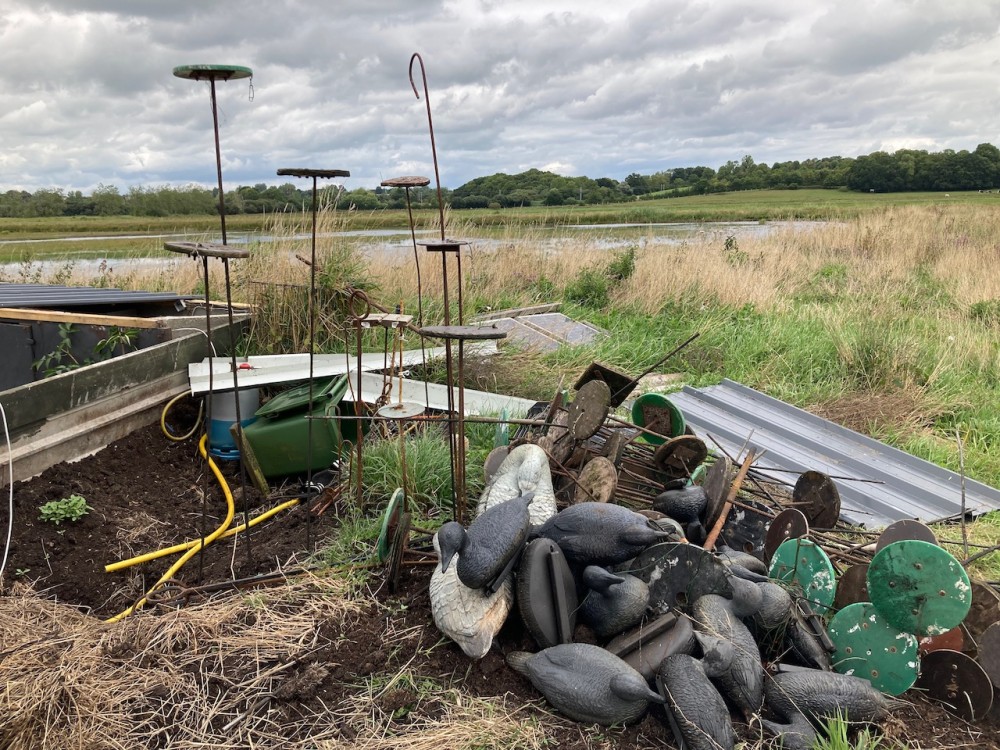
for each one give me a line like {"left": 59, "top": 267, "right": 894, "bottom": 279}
{"left": 0, "top": 0, "right": 998, "bottom": 192}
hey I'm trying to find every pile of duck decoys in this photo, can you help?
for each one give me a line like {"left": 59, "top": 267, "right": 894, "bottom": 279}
{"left": 384, "top": 375, "right": 999, "bottom": 748}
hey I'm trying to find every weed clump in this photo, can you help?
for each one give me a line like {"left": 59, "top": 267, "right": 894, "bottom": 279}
{"left": 564, "top": 245, "right": 637, "bottom": 308}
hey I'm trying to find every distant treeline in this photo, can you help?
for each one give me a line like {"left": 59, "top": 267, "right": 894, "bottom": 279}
{"left": 4, "top": 143, "right": 1000, "bottom": 218}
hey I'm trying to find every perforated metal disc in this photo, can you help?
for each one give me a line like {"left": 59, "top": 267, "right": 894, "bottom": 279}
{"left": 632, "top": 542, "right": 732, "bottom": 614}
{"left": 828, "top": 602, "right": 919, "bottom": 696}
{"left": 978, "top": 622, "right": 1000, "bottom": 689}
{"left": 919, "top": 626, "right": 965, "bottom": 655}
{"left": 565, "top": 379, "right": 611, "bottom": 440}
{"left": 792, "top": 471, "right": 841, "bottom": 528}
{"left": 833, "top": 564, "right": 871, "bottom": 610}
{"left": 875, "top": 519, "right": 938, "bottom": 553}
{"left": 720, "top": 497, "right": 770, "bottom": 561}
{"left": 769, "top": 537, "right": 837, "bottom": 615}
{"left": 653, "top": 435, "right": 708, "bottom": 478}
{"left": 575, "top": 457, "right": 617, "bottom": 503}
{"left": 867, "top": 539, "right": 971, "bottom": 637}
{"left": 764, "top": 508, "right": 810, "bottom": 562}
{"left": 915, "top": 649, "right": 994, "bottom": 721}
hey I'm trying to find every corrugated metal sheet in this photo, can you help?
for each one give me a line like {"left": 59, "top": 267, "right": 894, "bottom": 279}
{"left": 0, "top": 283, "right": 193, "bottom": 308}
{"left": 669, "top": 379, "right": 1000, "bottom": 527}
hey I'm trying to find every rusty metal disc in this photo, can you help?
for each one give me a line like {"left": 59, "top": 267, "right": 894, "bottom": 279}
{"left": 765, "top": 508, "right": 810, "bottom": 563}
{"left": 653, "top": 435, "right": 708, "bottom": 479}
{"left": 966, "top": 581, "right": 1000, "bottom": 644}
{"left": 915, "top": 649, "right": 994, "bottom": 721}
{"left": 832, "top": 564, "right": 870, "bottom": 610}
{"left": 574, "top": 456, "right": 617, "bottom": 503}
{"left": 483, "top": 446, "right": 509, "bottom": 484}
{"left": 387, "top": 511, "right": 411, "bottom": 593}
{"left": 632, "top": 542, "right": 733, "bottom": 615}
{"left": 702, "top": 456, "right": 734, "bottom": 528}
{"left": 920, "top": 626, "right": 966, "bottom": 656}
{"left": 792, "top": 471, "right": 841, "bottom": 528}
{"left": 979, "top": 623, "right": 1000, "bottom": 689}
{"left": 565, "top": 380, "right": 611, "bottom": 440}
{"left": 604, "top": 430, "right": 630, "bottom": 467}
{"left": 875, "top": 519, "right": 938, "bottom": 553}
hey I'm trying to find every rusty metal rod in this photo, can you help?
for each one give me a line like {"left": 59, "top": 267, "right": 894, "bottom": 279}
{"left": 704, "top": 449, "right": 756, "bottom": 551}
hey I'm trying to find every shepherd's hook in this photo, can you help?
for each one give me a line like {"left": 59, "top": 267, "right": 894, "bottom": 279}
{"left": 409, "top": 53, "right": 447, "bottom": 240}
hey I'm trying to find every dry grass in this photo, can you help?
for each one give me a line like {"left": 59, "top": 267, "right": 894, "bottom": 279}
{"left": 0, "top": 575, "right": 363, "bottom": 750}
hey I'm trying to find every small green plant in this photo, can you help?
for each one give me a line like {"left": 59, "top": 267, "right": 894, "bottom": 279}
{"left": 33, "top": 322, "right": 83, "bottom": 377}
{"left": 38, "top": 494, "right": 93, "bottom": 525}
{"left": 94, "top": 326, "right": 139, "bottom": 359}
{"left": 564, "top": 267, "right": 610, "bottom": 307}
{"left": 605, "top": 245, "right": 637, "bottom": 281}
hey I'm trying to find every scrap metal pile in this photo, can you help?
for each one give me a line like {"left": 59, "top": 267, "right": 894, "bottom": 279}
{"left": 379, "top": 374, "right": 1000, "bottom": 749}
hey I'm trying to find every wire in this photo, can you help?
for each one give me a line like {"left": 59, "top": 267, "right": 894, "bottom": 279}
{"left": 0, "top": 400, "right": 13, "bottom": 584}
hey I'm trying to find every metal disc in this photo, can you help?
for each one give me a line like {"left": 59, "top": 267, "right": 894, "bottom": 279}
{"left": 483, "top": 446, "right": 509, "bottom": 484}
{"left": 720, "top": 497, "right": 770, "bottom": 561}
{"left": 387, "top": 511, "right": 411, "bottom": 593}
{"left": 978, "top": 622, "right": 1000, "bottom": 689}
{"left": 832, "top": 564, "right": 871, "bottom": 610}
{"left": 653, "top": 435, "right": 708, "bottom": 479}
{"left": 604, "top": 430, "right": 629, "bottom": 466}
{"left": 792, "top": 471, "right": 841, "bottom": 528}
{"left": 631, "top": 393, "right": 686, "bottom": 445}
{"left": 769, "top": 538, "right": 837, "bottom": 615}
{"left": 867, "top": 539, "right": 972, "bottom": 637}
{"left": 375, "top": 401, "right": 425, "bottom": 420}
{"left": 919, "top": 626, "right": 965, "bottom": 656}
{"left": 173, "top": 63, "right": 253, "bottom": 81}
{"left": 966, "top": 581, "right": 1000, "bottom": 643}
{"left": 574, "top": 457, "right": 617, "bottom": 503}
{"left": 875, "top": 519, "right": 938, "bottom": 553}
{"left": 566, "top": 379, "right": 611, "bottom": 440}
{"left": 764, "top": 508, "right": 810, "bottom": 562}
{"left": 702, "top": 455, "right": 734, "bottom": 528}
{"left": 631, "top": 542, "right": 733, "bottom": 615}
{"left": 828, "top": 602, "right": 919, "bottom": 696}
{"left": 376, "top": 488, "right": 405, "bottom": 563}
{"left": 915, "top": 649, "right": 994, "bottom": 721}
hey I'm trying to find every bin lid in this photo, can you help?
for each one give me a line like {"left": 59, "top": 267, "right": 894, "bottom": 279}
{"left": 255, "top": 375, "right": 349, "bottom": 419}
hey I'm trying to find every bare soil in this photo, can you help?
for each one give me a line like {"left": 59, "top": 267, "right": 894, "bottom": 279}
{"left": 3, "top": 409, "right": 999, "bottom": 749}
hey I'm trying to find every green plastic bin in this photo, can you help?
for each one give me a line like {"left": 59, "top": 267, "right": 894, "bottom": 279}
{"left": 241, "top": 376, "right": 349, "bottom": 478}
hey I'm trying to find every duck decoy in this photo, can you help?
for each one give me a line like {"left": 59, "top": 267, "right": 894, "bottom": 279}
{"left": 429, "top": 530, "right": 513, "bottom": 659}
{"left": 656, "top": 653, "right": 735, "bottom": 750}
{"left": 715, "top": 543, "right": 768, "bottom": 577}
{"left": 507, "top": 643, "right": 664, "bottom": 725}
{"left": 725, "top": 573, "right": 764, "bottom": 619}
{"left": 754, "top": 580, "right": 793, "bottom": 631}
{"left": 765, "top": 669, "right": 907, "bottom": 724}
{"left": 652, "top": 485, "right": 707, "bottom": 523}
{"left": 534, "top": 502, "right": 670, "bottom": 567}
{"left": 579, "top": 566, "right": 649, "bottom": 639}
{"left": 693, "top": 627, "right": 764, "bottom": 720}
{"left": 760, "top": 712, "right": 817, "bottom": 750}
{"left": 477, "top": 443, "right": 557, "bottom": 524}
{"left": 439, "top": 492, "right": 534, "bottom": 590}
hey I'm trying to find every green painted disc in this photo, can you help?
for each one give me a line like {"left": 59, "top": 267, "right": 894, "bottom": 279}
{"left": 867, "top": 539, "right": 972, "bottom": 637}
{"left": 173, "top": 64, "right": 253, "bottom": 81}
{"left": 768, "top": 537, "right": 837, "bottom": 615}
{"left": 827, "top": 602, "right": 919, "bottom": 696}
{"left": 376, "top": 488, "right": 405, "bottom": 562}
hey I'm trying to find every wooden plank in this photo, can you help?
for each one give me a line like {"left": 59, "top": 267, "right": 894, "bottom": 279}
{"left": 0, "top": 307, "right": 167, "bottom": 329}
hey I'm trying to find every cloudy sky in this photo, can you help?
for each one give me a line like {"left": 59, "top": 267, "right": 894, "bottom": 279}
{"left": 2, "top": 0, "right": 999, "bottom": 192}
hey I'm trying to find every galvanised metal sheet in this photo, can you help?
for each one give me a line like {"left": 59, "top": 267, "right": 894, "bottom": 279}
{"left": 0, "top": 283, "right": 193, "bottom": 308}
{"left": 669, "top": 379, "right": 1000, "bottom": 528}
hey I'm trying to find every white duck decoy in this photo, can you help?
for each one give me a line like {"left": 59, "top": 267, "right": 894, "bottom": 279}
{"left": 476, "top": 443, "right": 557, "bottom": 524}
{"left": 429, "top": 530, "right": 513, "bottom": 659}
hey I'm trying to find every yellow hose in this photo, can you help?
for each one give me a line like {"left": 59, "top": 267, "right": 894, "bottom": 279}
{"left": 105, "top": 497, "right": 300, "bottom": 573}
{"left": 160, "top": 391, "right": 204, "bottom": 442}
{"left": 105, "top": 434, "right": 234, "bottom": 623}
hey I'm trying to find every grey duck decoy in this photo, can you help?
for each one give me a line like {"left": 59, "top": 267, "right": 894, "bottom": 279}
{"left": 652, "top": 485, "right": 707, "bottom": 524}
{"left": 694, "top": 627, "right": 764, "bottom": 720}
{"left": 715, "top": 543, "right": 769, "bottom": 577}
{"left": 760, "top": 711, "right": 817, "bottom": 750}
{"left": 656, "top": 653, "right": 735, "bottom": 750}
{"left": 579, "top": 566, "right": 649, "bottom": 639}
{"left": 534, "top": 502, "right": 670, "bottom": 567}
{"left": 765, "top": 669, "right": 906, "bottom": 724}
{"left": 754, "top": 580, "right": 793, "bottom": 631}
{"left": 507, "top": 643, "right": 664, "bottom": 725}
{"left": 438, "top": 491, "right": 534, "bottom": 590}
